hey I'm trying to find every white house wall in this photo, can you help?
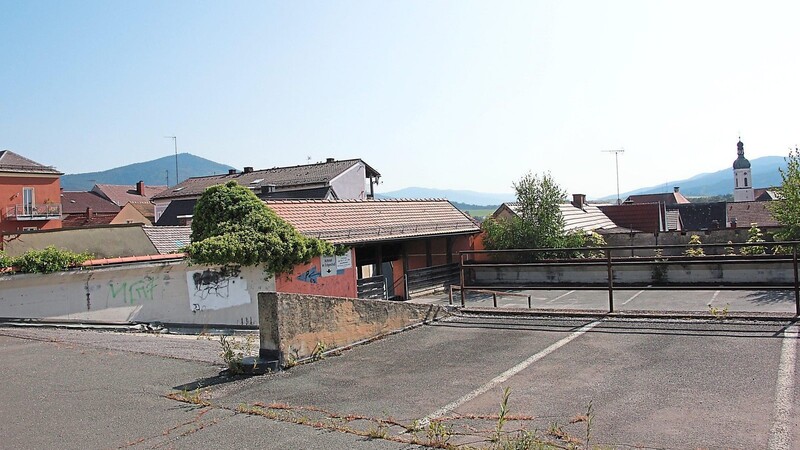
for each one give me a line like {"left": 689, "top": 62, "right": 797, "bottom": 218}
{"left": 329, "top": 162, "right": 367, "bottom": 200}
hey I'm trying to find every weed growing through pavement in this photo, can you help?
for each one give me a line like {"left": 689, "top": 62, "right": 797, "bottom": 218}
{"left": 219, "top": 334, "right": 255, "bottom": 375}
{"left": 425, "top": 420, "right": 452, "bottom": 447}
{"left": 310, "top": 341, "right": 327, "bottom": 361}
{"left": 167, "top": 388, "right": 210, "bottom": 406}
{"left": 708, "top": 303, "right": 730, "bottom": 319}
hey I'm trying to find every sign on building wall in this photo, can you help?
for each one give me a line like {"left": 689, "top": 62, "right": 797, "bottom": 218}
{"left": 186, "top": 266, "right": 250, "bottom": 312}
{"left": 336, "top": 250, "right": 353, "bottom": 270}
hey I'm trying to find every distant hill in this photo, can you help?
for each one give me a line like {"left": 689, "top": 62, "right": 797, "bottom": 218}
{"left": 599, "top": 155, "right": 787, "bottom": 201}
{"left": 377, "top": 187, "right": 514, "bottom": 206}
{"left": 61, "top": 153, "right": 234, "bottom": 191}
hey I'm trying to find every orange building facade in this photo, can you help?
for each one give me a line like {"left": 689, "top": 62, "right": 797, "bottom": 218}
{"left": 0, "top": 151, "right": 63, "bottom": 240}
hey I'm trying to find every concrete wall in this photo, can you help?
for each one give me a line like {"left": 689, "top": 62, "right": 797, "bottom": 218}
{"left": 258, "top": 292, "right": 450, "bottom": 366}
{"left": 468, "top": 256, "right": 796, "bottom": 287}
{"left": 602, "top": 228, "right": 779, "bottom": 257}
{"left": 2, "top": 224, "right": 158, "bottom": 258}
{"left": 0, "top": 261, "right": 274, "bottom": 326}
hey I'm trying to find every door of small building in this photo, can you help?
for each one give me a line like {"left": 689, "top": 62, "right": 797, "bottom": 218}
{"left": 381, "top": 261, "right": 394, "bottom": 299}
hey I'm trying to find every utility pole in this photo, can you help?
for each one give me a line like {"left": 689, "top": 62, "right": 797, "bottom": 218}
{"left": 602, "top": 149, "right": 625, "bottom": 205}
{"left": 165, "top": 136, "right": 178, "bottom": 185}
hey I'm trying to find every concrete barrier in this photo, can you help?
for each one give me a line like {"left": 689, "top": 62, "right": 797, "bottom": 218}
{"left": 258, "top": 292, "right": 450, "bottom": 366}
{"left": 0, "top": 261, "right": 274, "bottom": 326}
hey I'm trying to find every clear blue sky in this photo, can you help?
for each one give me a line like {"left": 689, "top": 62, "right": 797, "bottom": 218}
{"left": 3, "top": 1, "right": 799, "bottom": 198}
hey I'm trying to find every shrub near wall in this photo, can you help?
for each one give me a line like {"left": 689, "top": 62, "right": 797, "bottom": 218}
{"left": 0, "top": 246, "right": 91, "bottom": 274}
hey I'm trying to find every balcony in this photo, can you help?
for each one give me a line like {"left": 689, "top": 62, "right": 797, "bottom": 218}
{"left": 4, "top": 203, "right": 62, "bottom": 221}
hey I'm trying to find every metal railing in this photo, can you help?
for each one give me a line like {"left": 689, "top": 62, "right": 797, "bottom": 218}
{"left": 5, "top": 203, "right": 62, "bottom": 220}
{"left": 459, "top": 241, "right": 800, "bottom": 315}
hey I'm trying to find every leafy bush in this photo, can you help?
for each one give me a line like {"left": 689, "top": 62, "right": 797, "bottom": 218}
{"left": 683, "top": 234, "right": 705, "bottom": 257}
{"left": 185, "top": 181, "right": 338, "bottom": 275}
{"left": 0, "top": 251, "right": 12, "bottom": 269}
{"left": 11, "top": 246, "right": 92, "bottom": 274}
{"left": 740, "top": 223, "right": 766, "bottom": 255}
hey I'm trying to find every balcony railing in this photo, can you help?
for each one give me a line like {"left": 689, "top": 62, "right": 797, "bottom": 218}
{"left": 5, "top": 203, "right": 62, "bottom": 221}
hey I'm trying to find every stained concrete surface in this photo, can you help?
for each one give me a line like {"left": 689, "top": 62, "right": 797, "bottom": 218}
{"left": 1, "top": 315, "right": 797, "bottom": 449}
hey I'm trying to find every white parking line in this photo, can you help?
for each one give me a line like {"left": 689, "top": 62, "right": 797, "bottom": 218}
{"left": 621, "top": 288, "right": 648, "bottom": 305}
{"left": 709, "top": 290, "right": 721, "bottom": 304}
{"left": 419, "top": 319, "right": 602, "bottom": 424}
{"left": 547, "top": 290, "right": 576, "bottom": 304}
{"left": 768, "top": 324, "right": 798, "bottom": 450}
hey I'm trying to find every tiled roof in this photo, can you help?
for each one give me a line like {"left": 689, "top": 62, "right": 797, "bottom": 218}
{"left": 61, "top": 213, "right": 118, "bottom": 228}
{"left": 265, "top": 199, "right": 480, "bottom": 244}
{"left": 625, "top": 191, "right": 690, "bottom": 205}
{"left": 599, "top": 203, "right": 664, "bottom": 233}
{"left": 61, "top": 191, "right": 121, "bottom": 214}
{"left": 727, "top": 201, "right": 779, "bottom": 228}
{"left": 93, "top": 184, "right": 168, "bottom": 206}
{"left": 0, "top": 150, "right": 62, "bottom": 175}
{"left": 142, "top": 226, "right": 192, "bottom": 254}
{"left": 155, "top": 199, "right": 197, "bottom": 226}
{"left": 128, "top": 202, "right": 156, "bottom": 222}
{"left": 152, "top": 158, "right": 378, "bottom": 201}
{"left": 669, "top": 202, "right": 727, "bottom": 231}
{"left": 754, "top": 188, "right": 779, "bottom": 201}
{"left": 501, "top": 202, "right": 617, "bottom": 233}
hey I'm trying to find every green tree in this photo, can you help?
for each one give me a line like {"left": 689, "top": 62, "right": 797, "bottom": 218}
{"left": 770, "top": 147, "right": 800, "bottom": 241}
{"left": 185, "top": 181, "right": 337, "bottom": 275}
{"left": 482, "top": 172, "right": 570, "bottom": 256}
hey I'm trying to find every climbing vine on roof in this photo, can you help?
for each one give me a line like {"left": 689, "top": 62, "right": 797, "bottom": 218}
{"left": 184, "top": 181, "right": 337, "bottom": 276}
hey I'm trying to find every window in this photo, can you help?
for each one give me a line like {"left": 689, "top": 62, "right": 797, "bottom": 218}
{"left": 22, "top": 187, "right": 34, "bottom": 215}
{"left": 735, "top": 178, "right": 739, "bottom": 188}
{"left": 744, "top": 177, "right": 748, "bottom": 187}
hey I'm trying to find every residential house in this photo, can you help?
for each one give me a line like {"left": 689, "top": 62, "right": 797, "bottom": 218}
{"left": 727, "top": 201, "right": 780, "bottom": 229}
{"left": 492, "top": 194, "right": 620, "bottom": 234}
{"left": 111, "top": 202, "right": 156, "bottom": 225}
{"left": 265, "top": 199, "right": 481, "bottom": 300}
{"left": 667, "top": 202, "right": 727, "bottom": 231}
{"left": 0, "top": 150, "right": 63, "bottom": 239}
{"left": 92, "top": 181, "right": 167, "bottom": 206}
{"left": 599, "top": 202, "right": 681, "bottom": 233}
{"left": 152, "top": 158, "right": 380, "bottom": 225}
{"left": 624, "top": 186, "right": 690, "bottom": 205}
{"left": 60, "top": 191, "right": 121, "bottom": 228}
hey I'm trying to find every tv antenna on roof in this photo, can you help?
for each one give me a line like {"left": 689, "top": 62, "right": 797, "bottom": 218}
{"left": 602, "top": 149, "right": 625, "bottom": 205}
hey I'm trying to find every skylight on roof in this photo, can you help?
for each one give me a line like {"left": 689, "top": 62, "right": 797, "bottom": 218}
{"left": 250, "top": 178, "right": 264, "bottom": 184}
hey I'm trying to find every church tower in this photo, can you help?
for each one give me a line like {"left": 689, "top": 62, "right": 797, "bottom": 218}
{"left": 733, "top": 139, "right": 754, "bottom": 202}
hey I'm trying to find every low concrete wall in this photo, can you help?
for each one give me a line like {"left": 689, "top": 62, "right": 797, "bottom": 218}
{"left": 2, "top": 224, "right": 159, "bottom": 258}
{"left": 0, "top": 261, "right": 274, "bottom": 326}
{"left": 258, "top": 292, "right": 450, "bottom": 366}
{"left": 468, "top": 256, "right": 796, "bottom": 287}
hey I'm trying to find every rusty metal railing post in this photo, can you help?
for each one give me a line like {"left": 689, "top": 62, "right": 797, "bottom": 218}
{"left": 606, "top": 250, "right": 614, "bottom": 312}
{"left": 460, "top": 253, "right": 466, "bottom": 307}
{"left": 448, "top": 285, "right": 453, "bottom": 306}
{"left": 493, "top": 292, "right": 497, "bottom": 307}
{"left": 528, "top": 295, "right": 531, "bottom": 309}
{"left": 794, "top": 244, "right": 799, "bottom": 316}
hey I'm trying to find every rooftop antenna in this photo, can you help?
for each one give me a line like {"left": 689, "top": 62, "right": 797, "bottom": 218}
{"left": 164, "top": 136, "right": 178, "bottom": 185}
{"left": 602, "top": 149, "right": 625, "bottom": 204}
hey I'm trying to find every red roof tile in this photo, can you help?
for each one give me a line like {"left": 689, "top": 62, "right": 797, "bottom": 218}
{"left": 92, "top": 184, "right": 168, "bottom": 206}
{"left": 265, "top": 199, "right": 480, "bottom": 244}
{"left": 727, "top": 201, "right": 779, "bottom": 228}
{"left": 625, "top": 191, "right": 690, "bottom": 205}
{"left": 599, "top": 203, "right": 664, "bottom": 233}
{"left": 61, "top": 191, "right": 121, "bottom": 214}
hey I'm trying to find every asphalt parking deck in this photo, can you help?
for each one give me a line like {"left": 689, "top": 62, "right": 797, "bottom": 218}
{"left": 1, "top": 315, "right": 798, "bottom": 449}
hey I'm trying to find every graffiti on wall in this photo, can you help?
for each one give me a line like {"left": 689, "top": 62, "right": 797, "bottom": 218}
{"left": 108, "top": 276, "right": 158, "bottom": 304}
{"left": 297, "top": 266, "right": 321, "bottom": 284}
{"left": 186, "top": 266, "right": 250, "bottom": 312}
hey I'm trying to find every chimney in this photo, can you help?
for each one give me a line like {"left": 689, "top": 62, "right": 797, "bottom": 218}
{"left": 572, "top": 193, "right": 586, "bottom": 208}
{"left": 326, "top": 157, "right": 335, "bottom": 163}
{"left": 730, "top": 217, "right": 737, "bottom": 228}
{"left": 243, "top": 166, "right": 254, "bottom": 173}
{"left": 136, "top": 180, "right": 145, "bottom": 196}
{"left": 86, "top": 207, "right": 93, "bottom": 217}
{"left": 228, "top": 169, "right": 238, "bottom": 175}
{"left": 674, "top": 186, "right": 680, "bottom": 193}
{"left": 261, "top": 184, "right": 276, "bottom": 195}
